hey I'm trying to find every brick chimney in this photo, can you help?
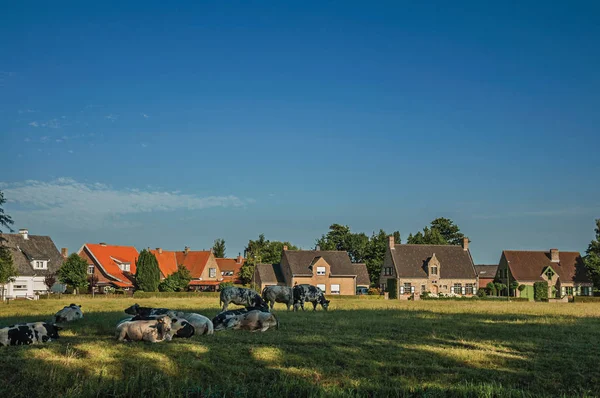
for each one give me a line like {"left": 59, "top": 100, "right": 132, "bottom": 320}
{"left": 462, "top": 237, "right": 469, "bottom": 251}
{"left": 61, "top": 248, "right": 68, "bottom": 258}
{"left": 550, "top": 248, "right": 559, "bottom": 262}
{"left": 156, "top": 248, "right": 163, "bottom": 254}
{"left": 283, "top": 245, "right": 288, "bottom": 251}
{"left": 184, "top": 246, "right": 190, "bottom": 254}
{"left": 388, "top": 235, "right": 395, "bottom": 250}
{"left": 237, "top": 254, "right": 243, "bottom": 264}
{"left": 99, "top": 242, "right": 107, "bottom": 246}
{"left": 19, "top": 229, "right": 28, "bottom": 240}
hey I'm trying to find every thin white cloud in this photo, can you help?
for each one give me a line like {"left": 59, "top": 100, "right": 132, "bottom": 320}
{"left": 141, "top": 113, "right": 149, "bottom": 118}
{"left": 19, "top": 109, "right": 36, "bottom": 114}
{"left": 28, "top": 119, "right": 61, "bottom": 128}
{"left": 2, "top": 178, "right": 251, "bottom": 228}
{"left": 105, "top": 114, "right": 117, "bottom": 121}
{"left": 29, "top": 121, "right": 39, "bottom": 127}
{"left": 68, "top": 150, "right": 74, "bottom": 154}
{"left": 141, "top": 143, "right": 148, "bottom": 148}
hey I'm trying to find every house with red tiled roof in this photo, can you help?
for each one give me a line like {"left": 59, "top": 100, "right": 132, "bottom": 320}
{"left": 149, "top": 248, "right": 178, "bottom": 279}
{"left": 497, "top": 248, "right": 593, "bottom": 300}
{"left": 78, "top": 243, "right": 138, "bottom": 292}
{"left": 175, "top": 247, "right": 223, "bottom": 291}
{"left": 216, "top": 255, "right": 245, "bottom": 284}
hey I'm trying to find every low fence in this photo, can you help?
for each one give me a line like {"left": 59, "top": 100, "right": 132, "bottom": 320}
{"left": 573, "top": 296, "right": 600, "bottom": 303}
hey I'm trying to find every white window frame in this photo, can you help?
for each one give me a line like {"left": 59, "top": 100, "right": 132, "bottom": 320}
{"left": 209, "top": 268, "right": 216, "bottom": 278}
{"left": 317, "top": 284, "right": 326, "bottom": 293}
{"left": 13, "top": 284, "right": 28, "bottom": 290}
{"left": 316, "top": 266, "right": 326, "bottom": 276}
{"left": 88, "top": 265, "right": 95, "bottom": 275}
{"left": 330, "top": 284, "right": 340, "bottom": 294}
{"left": 33, "top": 260, "right": 48, "bottom": 270}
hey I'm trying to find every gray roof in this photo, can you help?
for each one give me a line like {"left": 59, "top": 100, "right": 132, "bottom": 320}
{"left": 474, "top": 264, "right": 498, "bottom": 279}
{"left": 255, "top": 263, "right": 285, "bottom": 284}
{"left": 391, "top": 244, "right": 477, "bottom": 279}
{"left": 0, "top": 233, "right": 64, "bottom": 276}
{"left": 354, "top": 263, "right": 370, "bottom": 286}
{"left": 283, "top": 250, "right": 356, "bottom": 276}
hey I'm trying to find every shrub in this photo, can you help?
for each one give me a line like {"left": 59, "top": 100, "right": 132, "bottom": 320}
{"left": 135, "top": 250, "right": 161, "bottom": 292}
{"left": 219, "top": 281, "right": 234, "bottom": 291}
{"left": 477, "top": 289, "right": 487, "bottom": 298}
{"left": 387, "top": 279, "right": 397, "bottom": 299}
{"left": 518, "top": 284, "right": 526, "bottom": 291}
{"left": 158, "top": 265, "right": 192, "bottom": 292}
{"left": 367, "top": 287, "right": 381, "bottom": 295}
{"left": 486, "top": 282, "right": 497, "bottom": 296}
{"left": 573, "top": 296, "right": 600, "bottom": 302}
{"left": 533, "top": 281, "right": 548, "bottom": 301}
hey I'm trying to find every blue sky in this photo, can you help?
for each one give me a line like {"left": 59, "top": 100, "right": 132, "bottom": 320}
{"left": 1, "top": 1, "right": 599, "bottom": 264}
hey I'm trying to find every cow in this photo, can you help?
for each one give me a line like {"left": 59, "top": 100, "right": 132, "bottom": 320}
{"left": 224, "top": 310, "right": 279, "bottom": 332}
{"left": 124, "top": 303, "right": 171, "bottom": 317}
{"left": 166, "top": 311, "right": 213, "bottom": 335}
{"left": 293, "top": 284, "right": 330, "bottom": 311}
{"left": 262, "top": 286, "right": 294, "bottom": 311}
{"left": 212, "top": 306, "right": 267, "bottom": 331}
{"left": 119, "top": 315, "right": 195, "bottom": 339}
{"left": 116, "top": 316, "right": 173, "bottom": 343}
{"left": 219, "top": 287, "right": 268, "bottom": 312}
{"left": 0, "top": 322, "right": 62, "bottom": 346}
{"left": 53, "top": 303, "right": 83, "bottom": 323}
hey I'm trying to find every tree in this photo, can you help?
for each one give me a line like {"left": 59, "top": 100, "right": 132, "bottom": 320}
{"left": 584, "top": 219, "right": 600, "bottom": 291}
{"left": 406, "top": 227, "right": 447, "bottom": 245}
{"left": 158, "top": 265, "right": 192, "bottom": 292}
{"left": 0, "top": 191, "right": 14, "bottom": 234}
{"left": 57, "top": 254, "right": 89, "bottom": 294}
{"left": 0, "top": 190, "right": 16, "bottom": 301}
{"left": 486, "top": 282, "right": 497, "bottom": 296}
{"left": 510, "top": 281, "right": 520, "bottom": 297}
{"left": 429, "top": 217, "right": 465, "bottom": 245}
{"left": 44, "top": 273, "right": 57, "bottom": 292}
{"left": 240, "top": 234, "right": 298, "bottom": 285}
{"left": 135, "top": 249, "right": 160, "bottom": 292}
{"left": 212, "top": 238, "right": 226, "bottom": 258}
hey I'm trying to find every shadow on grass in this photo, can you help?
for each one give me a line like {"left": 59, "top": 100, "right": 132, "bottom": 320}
{"left": 1, "top": 306, "right": 599, "bottom": 397}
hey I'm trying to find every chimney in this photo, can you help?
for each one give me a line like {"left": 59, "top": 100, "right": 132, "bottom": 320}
{"left": 19, "top": 229, "right": 29, "bottom": 240}
{"left": 462, "top": 237, "right": 469, "bottom": 251}
{"left": 184, "top": 246, "right": 190, "bottom": 254}
{"left": 99, "top": 242, "right": 107, "bottom": 246}
{"left": 237, "top": 254, "right": 243, "bottom": 264}
{"left": 283, "top": 245, "right": 288, "bottom": 251}
{"left": 210, "top": 247, "right": 214, "bottom": 254}
{"left": 156, "top": 248, "right": 163, "bottom": 254}
{"left": 388, "top": 235, "right": 395, "bottom": 249}
{"left": 550, "top": 248, "right": 559, "bottom": 262}
{"left": 61, "top": 248, "right": 68, "bottom": 258}
{"left": 316, "top": 245, "right": 321, "bottom": 251}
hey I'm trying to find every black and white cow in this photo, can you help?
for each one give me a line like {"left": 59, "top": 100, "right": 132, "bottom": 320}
{"left": 0, "top": 322, "right": 62, "bottom": 346}
{"left": 293, "top": 284, "right": 330, "bottom": 311}
{"left": 219, "top": 287, "right": 268, "bottom": 312}
{"left": 222, "top": 310, "right": 279, "bottom": 332}
{"left": 124, "top": 303, "right": 171, "bottom": 317}
{"left": 53, "top": 303, "right": 83, "bottom": 323}
{"left": 166, "top": 311, "right": 214, "bottom": 335}
{"left": 212, "top": 306, "right": 267, "bottom": 331}
{"left": 262, "top": 286, "right": 294, "bottom": 311}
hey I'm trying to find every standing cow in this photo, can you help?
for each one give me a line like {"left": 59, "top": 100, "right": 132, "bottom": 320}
{"left": 219, "top": 287, "right": 268, "bottom": 312}
{"left": 262, "top": 286, "right": 294, "bottom": 311}
{"left": 293, "top": 284, "right": 330, "bottom": 311}
{"left": 0, "top": 322, "right": 62, "bottom": 346}
{"left": 53, "top": 303, "right": 83, "bottom": 323}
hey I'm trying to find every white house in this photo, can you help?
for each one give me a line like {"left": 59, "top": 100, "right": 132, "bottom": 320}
{"left": 0, "top": 229, "right": 65, "bottom": 299}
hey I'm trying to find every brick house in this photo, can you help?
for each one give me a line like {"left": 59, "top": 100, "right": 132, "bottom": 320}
{"left": 216, "top": 255, "right": 245, "bottom": 284}
{"left": 0, "top": 229, "right": 65, "bottom": 298}
{"left": 497, "top": 249, "right": 593, "bottom": 300}
{"left": 175, "top": 247, "right": 222, "bottom": 291}
{"left": 254, "top": 246, "right": 367, "bottom": 295}
{"left": 78, "top": 243, "right": 138, "bottom": 292}
{"left": 475, "top": 264, "right": 498, "bottom": 290}
{"left": 378, "top": 236, "right": 478, "bottom": 298}
{"left": 149, "top": 248, "right": 178, "bottom": 279}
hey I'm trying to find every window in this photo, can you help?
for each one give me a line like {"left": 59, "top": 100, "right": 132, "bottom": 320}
{"left": 13, "top": 284, "right": 27, "bottom": 290}
{"left": 317, "top": 284, "right": 326, "bottom": 293}
{"left": 316, "top": 266, "right": 326, "bottom": 276}
{"left": 421, "top": 284, "right": 426, "bottom": 293}
{"left": 383, "top": 267, "right": 393, "bottom": 276}
{"left": 403, "top": 283, "right": 411, "bottom": 295}
{"left": 209, "top": 268, "right": 216, "bottom": 278}
{"left": 545, "top": 268, "right": 554, "bottom": 281}
{"left": 118, "top": 263, "right": 130, "bottom": 272}
{"left": 88, "top": 265, "right": 94, "bottom": 275}
{"left": 565, "top": 286, "right": 573, "bottom": 295}
{"left": 33, "top": 260, "right": 47, "bottom": 270}
{"left": 331, "top": 284, "right": 340, "bottom": 294}
{"left": 465, "top": 283, "right": 474, "bottom": 295}
{"left": 431, "top": 266, "right": 438, "bottom": 275}
{"left": 453, "top": 283, "right": 462, "bottom": 295}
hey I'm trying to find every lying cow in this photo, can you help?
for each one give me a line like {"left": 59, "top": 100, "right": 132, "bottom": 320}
{"left": 53, "top": 303, "right": 83, "bottom": 323}
{"left": 118, "top": 315, "right": 195, "bottom": 339}
{"left": 166, "top": 311, "right": 213, "bottom": 335}
{"left": 220, "top": 286, "right": 268, "bottom": 312}
{"left": 293, "top": 284, "right": 330, "bottom": 311}
{"left": 262, "top": 286, "right": 294, "bottom": 311}
{"left": 124, "top": 303, "right": 170, "bottom": 317}
{"left": 116, "top": 316, "right": 173, "bottom": 343}
{"left": 0, "top": 322, "right": 62, "bottom": 346}
{"left": 212, "top": 306, "right": 267, "bottom": 331}
{"left": 224, "top": 310, "right": 279, "bottom": 332}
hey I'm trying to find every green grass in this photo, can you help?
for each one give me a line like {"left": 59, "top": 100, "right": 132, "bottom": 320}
{"left": 1, "top": 297, "right": 599, "bottom": 397}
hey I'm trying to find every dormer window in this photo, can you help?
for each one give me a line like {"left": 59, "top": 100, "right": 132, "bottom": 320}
{"left": 32, "top": 260, "right": 48, "bottom": 270}
{"left": 121, "top": 263, "right": 130, "bottom": 272}
{"left": 431, "top": 266, "right": 438, "bottom": 275}
{"left": 316, "top": 266, "right": 326, "bottom": 276}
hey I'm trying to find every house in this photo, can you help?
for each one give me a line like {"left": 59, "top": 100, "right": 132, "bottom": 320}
{"left": 175, "top": 247, "right": 222, "bottom": 291}
{"left": 216, "top": 255, "right": 245, "bottom": 284}
{"left": 498, "top": 249, "right": 593, "bottom": 300}
{"left": 149, "top": 248, "right": 178, "bottom": 279}
{"left": 78, "top": 243, "right": 138, "bottom": 292}
{"left": 354, "top": 263, "right": 370, "bottom": 289}
{"left": 378, "top": 236, "right": 478, "bottom": 298}
{"left": 0, "top": 229, "right": 64, "bottom": 298}
{"left": 253, "top": 246, "right": 364, "bottom": 295}
{"left": 475, "top": 264, "right": 498, "bottom": 290}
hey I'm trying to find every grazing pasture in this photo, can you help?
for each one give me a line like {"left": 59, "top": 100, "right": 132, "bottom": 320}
{"left": 0, "top": 297, "right": 599, "bottom": 397}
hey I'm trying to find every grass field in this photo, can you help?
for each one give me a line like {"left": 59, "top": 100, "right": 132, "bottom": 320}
{"left": 1, "top": 297, "right": 599, "bottom": 398}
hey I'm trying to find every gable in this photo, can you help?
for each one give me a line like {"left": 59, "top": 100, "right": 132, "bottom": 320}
{"left": 283, "top": 250, "right": 356, "bottom": 276}
{"left": 504, "top": 250, "right": 590, "bottom": 283}
{"left": 81, "top": 243, "right": 138, "bottom": 286}
{"left": 0, "top": 234, "right": 63, "bottom": 277}
{"left": 391, "top": 244, "right": 476, "bottom": 279}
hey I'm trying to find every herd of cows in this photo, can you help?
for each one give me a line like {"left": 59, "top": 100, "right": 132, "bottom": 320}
{"left": 0, "top": 284, "right": 331, "bottom": 346}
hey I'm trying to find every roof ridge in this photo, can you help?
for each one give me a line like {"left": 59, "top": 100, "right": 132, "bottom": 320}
{"left": 396, "top": 244, "right": 463, "bottom": 248}
{"left": 504, "top": 249, "right": 581, "bottom": 253}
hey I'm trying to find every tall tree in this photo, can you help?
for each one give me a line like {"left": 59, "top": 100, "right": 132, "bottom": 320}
{"left": 44, "top": 273, "right": 57, "bottom": 292}
{"left": 0, "top": 191, "right": 16, "bottom": 300}
{"left": 57, "top": 254, "right": 89, "bottom": 294}
{"left": 429, "top": 217, "right": 465, "bottom": 245}
{"left": 406, "top": 227, "right": 447, "bottom": 245}
{"left": 240, "top": 234, "right": 298, "bottom": 285}
{"left": 135, "top": 249, "right": 161, "bottom": 292}
{"left": 212, "top": 238, "right": 226, "bottom": 258}
{"left": 0, "top": 191, "right": 13, "bottom": 233}
{"left": 584, "top": 219, "right": 600, "bottom": 290}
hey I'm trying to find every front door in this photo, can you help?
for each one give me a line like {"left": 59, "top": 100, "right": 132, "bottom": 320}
{"left": 431, "top": 285, "right": 438, "bottom": 294}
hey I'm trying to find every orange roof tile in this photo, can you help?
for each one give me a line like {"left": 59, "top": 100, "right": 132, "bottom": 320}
{"left": 150, "top": 249, "right": 178, "bottom": 278}
{"left": 216, "top": 257, "right": 244, "bottom": 282}
{"left": 175, "top": 250, "right": 212, "bottom": 279}
{"left": 82, "top": 243, "right": 138, "bottom": 287}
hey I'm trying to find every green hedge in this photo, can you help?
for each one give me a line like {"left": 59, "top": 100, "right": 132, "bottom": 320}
{"left": 387, "top": 279, "right": 398, "bottom": 299}
{"left": 421, "top": 296, "right": 529, "bottom": 301}
{"left": 133, "top": 291, "right": 220, "bottom": 299}
{"left": 573, "top": 296, "right": 600, "bottom": 303}
{"left": 324, "top": 295, "right": 383, "bottom": 300}
{"left": 533, "top": 281, "right": 548, "bottom": 301}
